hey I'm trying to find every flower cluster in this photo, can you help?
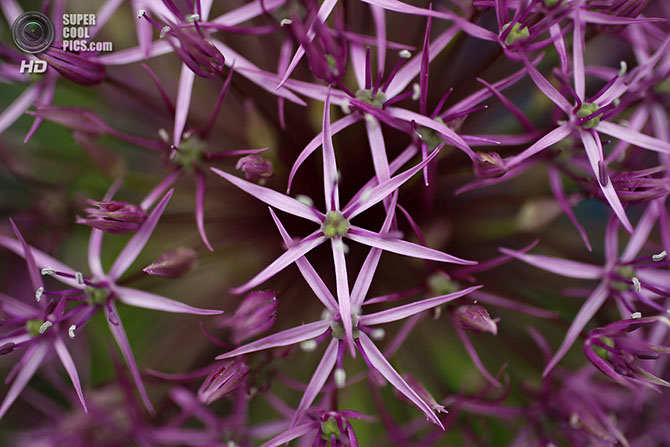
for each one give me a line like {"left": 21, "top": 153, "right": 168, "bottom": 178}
{"left": 1, "top": 0, "right": 669, "bottom": 445}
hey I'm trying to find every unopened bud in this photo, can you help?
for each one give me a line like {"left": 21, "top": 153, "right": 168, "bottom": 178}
{"left": 235, "top": 155, "right": 274, "bottom": 185}
{"left": 400, "top": 374, "right": 446, "bottom": 413}
{"left": 198, "top": 360, "right": 250, "bottom": 405}
{"left": 143, "top": 247, "right": 199, "bottom": 278}
{"left": 38, "top": 44, "right": 106, "bottom": 85}
{"left": 221, "top": 290, "right": 277, "bottom": 344}
{"left": 0, "top": 342, "right": 15, "bottom": 355}
{"left": 77, "top": 200, "right": 147, "bottom": 234}
{"left": 454, "top": 305, "right": 498, "bottom": 335}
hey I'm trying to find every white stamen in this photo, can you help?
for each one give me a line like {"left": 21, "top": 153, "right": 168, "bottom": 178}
{"left": 618, "top": 61, "right": 627, "bottom": 77}
{"left": 433, "top": 306, "right": 442, "bottom": 319}
{"left": 321, "top": 309, "right": 333, "bottom": 321}
{"left": 370, "top": 328, "right": 385, "bottom": 340}
{"left": 364, "top": 113, "right": 377, "bottom": 127}
{"left": 334, "top": 368, "right": 346, "bottom": 388}
{"left": 183, "top": 129, "right": 194, "bottom": 140}
{"left": 186, "top": 13, "right": 200, "bottom": 23}
{"left": 68, "top": 325, "right": 76, "bottom": 339}
{"left": 35, "top": 287, "right": 44, "bottom": 302}
{"left": 612, "top": 97, "right": 621, "bottom": 107}
{"left": 333, "top": 238, "right": 348, "bottom": 253}
{"left": 160, "top": 26, "right": 171, "bottom": 38}
{"left": 412, "top": 83, "right": 421, "bottom": 101}
{"left": 41, "top": 267, "right": 56, "bottom": 276}
{"left": 630, "top": 311, "right": 642, "bottom": 319}
{"left": 399, "top": 49, "right": 412, "bottom": 59}
{"left": 137, "top": 9, "right": 146, "bottom": 19}
{"left": 300, "top": 339, "right": 317, "bottom": 352}
{"left": 295, "top": 194, "right": 314, "bottom": 207}
{"left": 75, "top": 272, "right": 84, "bottom": 285}
{"left": 38, "top": 321, "right": 53, "bottom": 334}
{"left": 652, "top": 250, "right": 667, "bottom": 262}
{"left": 631, "top": 277, "right": 641, "bottom": 293}
{"left": 569, "top": 412, "right": 581, "bottom": 428}
{"left": 280, "top": 18, "right": 292, "bottom": 27}
{"left": 158, "top": 128, "right": 170, "bottom": 142}
{"left": 340, "top": 98, "right": 351, "bottom": 115}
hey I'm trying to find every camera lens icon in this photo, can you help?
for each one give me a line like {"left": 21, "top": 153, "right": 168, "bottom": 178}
{"left": 12, "top": 12, "right": 54, "bottom": 53}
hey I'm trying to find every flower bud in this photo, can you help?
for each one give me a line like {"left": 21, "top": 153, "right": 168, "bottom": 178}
{"left": 38, "top": 44, "right": 106, "bottom": 85}
{"left": 77, "top": 200, "right": 147, "bottom": 234}
{"left": 400, "top": 374, "right": 446, "bottom": 413}
{"left": 453, "top": 305, "right": 498, "bottom": 335}
{"left": 0, "top": 342, "right": 15, "bottom": 355}
{"left": 143, "top": 247, "right": 199, "bottom": 278}
{"left": 222, "top": 290, "right": 277, "bottom": 344}
{"left": 197, "top": 360, "right": 250, "bottom": 405}
{"left": 235, "top": 155, "right": 273, "bottom": 184}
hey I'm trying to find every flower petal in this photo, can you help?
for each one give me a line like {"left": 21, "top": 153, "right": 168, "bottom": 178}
{"left": 291, "top": 338, "right": 338, "bottom": 426}
{"left": 216, "top": 320, "right": 330, "bottom": 360}
{"left": 53, "top": 335, "right": 87, "bottom": 412}
{"left": 9, "top": 219, "right": 43, "bottom": 291}
{"left": 597, "top": 121, "right": 670, "bottom": 154}
{"left": 0, "top": 343, "right": 48, "bottom": 420}
{"left": 498, "top": 248, "right": 603, "bottom": 279}
{"left": 115, "top": 286, "right": 222, "bottom": 315}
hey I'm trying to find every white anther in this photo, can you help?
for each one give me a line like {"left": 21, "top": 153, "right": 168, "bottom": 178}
{"left": 569, "top": 412, "right": 581, "bottom": 428}
{"left": 160, "top": 26, "right": 171, "bottom": 38}
{"left": 364, "top": 113, "right": 377, "bottom": 127}
{"left": 618, "top": 61, "right": 627, "bottom": 77}
{"left": 433, "top": 306, "right": 442, "bottom": 319}
{"left": 68, "top": 325, "right": 76, "bottom": 339}
{"left": 321, "top": 309, "right": 333, "bottom": 321}
{"left": 186, "top": 13, "right": 200, "bottom": 23}
{"left": 334, "top": 368, "right": 346, "bottom": 388}
{"left": 652, "top": 250, "right": 667, "bottom": 262}
{"left": 158, "top": 128, "right": 170, "bottom": 142}
{"left": 630, "top": 311, "right": 642, "bottom": 319}
{"left": 333, "top": 238, "right": 348, "bottom": 253}
{"left": 75, "top": 272, "right": 84, "bottom": 285}
{"left": 295, "top": 194, "right": 314, "bottom": 207}
{"left": 41, "top": 267, "right": 56, "bottom": 276}
{"left": 38, "top": 321, "right": 53, "bottom": 334}
{"left": 280, "top": 18, "right": 292, "bottom": 27}
{"left": 300, "top": 339, "right": 317, "bottom": 352}
{"left": 35, "top": 287, "right": 44, "bottom": 302}
{"left": 412, "top": 83, "right": 421, "bottom": 101}
{"left": 370, "top": 328, "right": 386, "bottom": 340}
{"left": 632, "top": 277, "right": 641, "bottom": 293}
{"left": 399, "top": 49, "right": 412, "bottom": 59}
{"left": 612, "top": 98, "right": 621, "bottom": 107}
{"left": 340, "top": 98, "right": 351, "bottom": 115}
{"left": 137, "top": 9, "right": 146, "bottom": 18}
{"left": 334, "top": 170, "right": 342, "bottom": 184}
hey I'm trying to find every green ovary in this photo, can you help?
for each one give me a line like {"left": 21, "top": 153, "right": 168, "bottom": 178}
{"left": 172, "top": 135, "right": 206, "bottom": 169}
{"left": 501, "top": 22, "right": 530, "bottom": 46}
{"left": 26, "top": 319, "right": 45, "bottom": 337}
{"left": 355, "top": 89, "right": 387, "bottom": 108}
{"left": 86, "top": 286, "right": 111, "bottom": 306}
{"left": 321, "top": 417, "right": 341, "bottom": 440}
{"left": 577, "top": 103, "right": 601, "bottom": 129}
{"left": 322, "top": 211, "right": 350, "bottom": 238}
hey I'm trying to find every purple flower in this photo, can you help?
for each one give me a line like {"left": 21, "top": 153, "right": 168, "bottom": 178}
{"left": 197, "top": 360, "right": 250, "bottom": 405}
{"left": 76, "top": 200, "right": 147, "bottom": 234}
{"left": 236, "top": 154, "right": 274, "bottom": 185}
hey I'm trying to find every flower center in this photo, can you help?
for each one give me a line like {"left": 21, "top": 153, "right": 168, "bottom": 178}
{"left": 355, "top": 88, "right": 387, "bottom": 108}
{"left": 85, "top": 285, "right": 111, "bottom": 306}
{"left": 576, "top": 102, "right": 601, "bottom": 129}
{"left": 501, "top": 22, "right": 530, "bottom": 46}
{"left": 613, "top": 265, "right": 635, "bottom": 291}
{"left": 321, "top": 211, "right": 350, "bottom": 238}
{"left": 25, "top": 319, "right": 47, "bottom": 337}
{"left": 171, "top": 135, "right": 207, "bottom": 169}
{"left": 320, "top": 417, "right": 341, "bottom": 440}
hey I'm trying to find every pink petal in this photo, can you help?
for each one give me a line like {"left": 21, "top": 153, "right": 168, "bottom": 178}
{"left": 331, "top": 239, "right": 355, "bottom": 356}
{"left": 506, "top": 123, "right": 572, "bottom": 168}
{"left": 173, "top": 65, "right": 195, "bottom": 147}
{"left": 322, "top": 91, "right": 340, "bottom": 211}
{"left": 520, "top": 54, "right": 572, "bottom": 114}
{"left": 195, "top": 170, "right": 214, "bottom": 251}
{"left": 0, "top": 84, "right": 40, "bottom": 134}
{"left": 114, "top": 286, "right": 223, "bottom": 315}
{"left": 9, "top": 219, "right": 43, "bottom": 291}
{"left": 216, "top": 320, "right": 330, "bottom": 360}
{"left": 597, "top": 121, "right": 670, "bottom": 154}
{"left": 211, "top": 168, "right": 323, "bottom": 223}
{"left": 498, "top": 248, "right": 603, "bottom": 279}
{"left": 53, "top": 335, "right": 87, "bottom": 412}
{"left": 361, "top": 286, "right": 481, "bottom": 326}
{"left": 620, "top": 202, "right": 659, "bottom": 263}
{"left": 572, "top": 5, "right": 585, "bottom": 100}
{"left": 454, "top": 321, "right": 501, "bottom": 388}
{"left": 0, "top": 343, "right": 48, "bottom": 420}
{"left": 291, "top": 338, "right": 338, "bottom": 425}
{"left": 262, "top": 423, "right": 314, "bottom": 447}
{"left": 109, "top": 189, "right": 174, "bottom": 281}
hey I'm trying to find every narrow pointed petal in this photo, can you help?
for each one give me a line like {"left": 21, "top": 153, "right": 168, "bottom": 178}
{"left": 115, "top": 286, "right": 222, "bottom": 315}
{"left": 344, "top": 146, "right": 441, "bottom": 219}
{"left": 506, "top": 124, "right": 572, "bottom": 168}
{"left": 109, "top": 190, "right": 174, "bottom": 281}
{"left": 520, "top": 55, "right": 572, "bottom": 114}
{"left": 173, "top": 65, "right": 195, "bottom": 147}
{"left": 9, "top": 219, "right": 43, "bottom": 291}
{"left": 269, "top": 209, "right": 339, "bottom": 314}
{"left": 0, "top": 343, "right": 48, "bottom": 421}
{"left": 348, "top": 226, "right": 475, "bottom": 265}
{"left": 140, "top": 170, "right": 181, "bottom": 211}
{"left": 216, "top": 320, "right": 330, "bottom": 360}
{"left": 332, "top": 239, "right": 355, "bottom": 356}
{"left": 0, "top": 292, "right": 37, "bottom": 318}
{"left": 322, "top": 91, "right": 340, "bottom": 210}
{"left": 231, "top": 231, "right": 326, "bottom": 295}
{"left": 195, "top": 170, "right": 214, "bottom": 251}
{"left": 573, "top": 5, "right": 585, "bottom": 100}
{"left": 387, "top": 108, "right": 473, "bottom": 156}
{"left": 548, "top": 166, "right": 592, "bottom": 251}
{"left": 499, "top": 248, "right": 602, "bottom": 279}
{"left": 365, "top": 119, "right": 392, "bottom": 194}
{"left": 357, "top": 333, "right": 443, "bottom": 428}
{"left": 597, "top": 121, "right": 670, "bottom": 154}
{"left": 291, "top": 338, "right": 338, "bottom": 426}
{"left": 53, "top": 335, "right": 87, "bottom": 413}
{"left": 620, "top": 202, "right": 659, "bottom": 263}
{"left": 105, "top": 302, "right": 154, "bottom": 413}
{"left": 543, "top": 281, "right": 609, "bottom": 377}
{"left": 211, "top": 168, "right": 323, "bottom": 223}
{"left": 579, "top": 130, "right": 633, "bottom": 233}
{"left": 0, "top": 84, "right": 40, "bottom": 135}
{"left": 454, "top": 323, "right": 501, "bottom": 388}
{"left": 263, "top": 423, "right": 314, "bottom": 447}
{"left": 361, "top": 286, "right": 481, "bottom": 326}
